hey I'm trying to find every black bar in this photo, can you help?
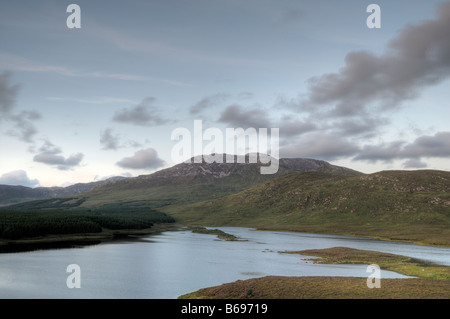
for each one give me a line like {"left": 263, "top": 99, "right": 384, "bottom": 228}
{"left": 0, "top": 299, "right": 446, "bottom": 318}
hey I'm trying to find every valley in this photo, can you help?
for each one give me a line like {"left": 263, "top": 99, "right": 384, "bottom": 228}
{"left": 1, "top": 155, "right": 449, "bottom": 248}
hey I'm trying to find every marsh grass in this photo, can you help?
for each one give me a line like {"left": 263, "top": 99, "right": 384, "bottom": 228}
{"left": 179, "top": 276, "right": 450, "bottom": 299}
{"left": 287, "top": 247, "right": 450, "bottom": 280}
{"left": 179, "top": 247, "right": 450, "bottom": 299}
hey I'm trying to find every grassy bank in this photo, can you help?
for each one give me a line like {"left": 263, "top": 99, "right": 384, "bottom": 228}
{"left": 179, "top": 247, "right": 450, "bottom": 299}
{"left": 287, "top": 246, "right": 450, "bottom": 280}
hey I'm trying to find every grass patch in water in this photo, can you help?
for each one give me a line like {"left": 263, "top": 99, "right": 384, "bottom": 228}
{"left": 189, "top": 226, "right": 239, "bottom": 241}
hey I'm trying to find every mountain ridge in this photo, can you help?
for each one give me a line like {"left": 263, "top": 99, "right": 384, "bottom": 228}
{"left": 0, "top": 176, "right": 126, "bottom": 207}
{"left": 2, "top": 155, "right": 361, "bottom": 209}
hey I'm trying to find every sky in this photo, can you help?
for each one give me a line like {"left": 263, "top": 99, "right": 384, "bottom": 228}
{"left": 0, "top": 0, "right": 449, "bottom": 187}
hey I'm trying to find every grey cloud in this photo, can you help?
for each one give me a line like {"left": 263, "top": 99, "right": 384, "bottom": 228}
{"left": 99, "top": 128, "right": 142, "bottom": 150}
{"left": 331, "top": 117, "right": 390, "bottom": 138}
{"left": 190, "top": 93, "right": 230, "bottom": 115}
{"left": 113, "top": 97, "right": 171, "bottom": 126}
{"left": 353, "top": 141, "right": 405, "bottom": 163}
{"left": 402, "top": 159, "right": 428, "bottom": 169}
{"left": 127, "top": 140, "right": 143, "bottom": 148}
{"left": 37, "top": 140, "right": 62, "bottom": 155}
{"left": 0, "top": 71, "right": 41, "bottom": 143}
{"left": 34, "top": 153, "right": 84, "bottom": 170}
{"left": 0, "top": 169, "right": 40, "bottom": 187}
{"left": 277, "top": 115, "right": 317, "bottom": 138}
{"left": 279, "top": 132, "right": 360, "bottom": 161}
{"left": 401, "top": 131, "right": 450, "bottom": 158}
{"left": 302, "top": 2, "right": 450, "bottom": 116}
{"left": 0, "top": 71, "right": 19, "bottom": 116}
{"left": 116, "top": 148, "right": 165, "bottom": 170}
{"left": 354, "top": 131, "right": 450, "bottom": 163}
{"left": 33, "top": 140, "right": 83, "bottom": 170}
{"left": 100, "top": 128, "right": 120, "bottom": 150}
{"left": 6, "top": 110, "right": 42, "bottom": 143}
{"left": 218, "top": 104, "right": 272, "bottom": 128}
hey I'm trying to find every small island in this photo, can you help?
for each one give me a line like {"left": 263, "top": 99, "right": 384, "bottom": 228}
{"left": 189, "top": 226, "right": 240, "bottom": 241}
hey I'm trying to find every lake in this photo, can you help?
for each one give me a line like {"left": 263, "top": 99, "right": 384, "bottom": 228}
{"left": 0, "top": 227, "right": 449, "bottom": 299}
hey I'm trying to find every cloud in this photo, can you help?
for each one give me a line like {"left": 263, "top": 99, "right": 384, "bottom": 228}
{"left": 190, "top": 93, "right": 230, "bottom": 115}
{"left": 402, "top": 159, "right": 428, "bottom": 169}
{"left": 401, "top": 131, "right": 450, "bottom": 158}
{"left": 354, "top": 131, "right": 450, "bottom": 163}
{"left": 301, "top": 2, "right": 450, "bottom": 116}
{"left": 0, "top": 71, "right": 19, "bottom": 116}
{"left": 6, "top": 110, "right": 42, "bottom": 143}
{"left": 353, "top": 141, "right": 405, "bottom": 163}
{"left": 33, "top": 140, "right": 84, "bottom": 170}
{"left": 47, "top": 96, "right": 139, "bottom": 105}
{"left": 330, "top": 117, "right": 390, "bottom": 139}
{"left": 99, "top": 128, "right": 143, "bottom": 150}
{"left": 280, "top": 132, "right": 360, "bottom": 161}
{"left": 116, "top": 148, "right": 165, "bottom": 170}
{"left": 100, "top": 128, "right": 121, "bottom": 150}
{"left": 273, "top": 3, "right": 450, "bottom": 164}
{"left": 34, "top": 153, "right": 84, "bottom": 171}
{"left": 218, "top": 104, "right": 272, "bottom": 128}
{"left": 113, "top": 97, "right": 172, "bottom": 126}
{"left": 0, "top": 170, "right": 40, "bottom": 188}
{"left": 0, "top": 53, "right": 148, "bottom": 81}
{"left": 36, "top": 140, "right": 62, "bottom": 155}
{"left": 276, "top": 115, "right": 317, "bottom": 138}
{"left": 0, "top": 71, "right": 41, "bottom": 143}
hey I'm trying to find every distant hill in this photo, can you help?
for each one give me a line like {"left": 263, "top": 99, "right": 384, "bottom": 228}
{"left": 163, "top": 169, "right": 450, "bottom": 246}
{"left": 0, "top": 176, "right": 126, "bottom": 207}
{"left": 3, "top": 155, "right": 361, "bottom": 210}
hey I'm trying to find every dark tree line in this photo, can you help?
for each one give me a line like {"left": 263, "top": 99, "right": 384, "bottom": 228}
{"left": 0, "top": 209, "right": 174, "bottom": 240}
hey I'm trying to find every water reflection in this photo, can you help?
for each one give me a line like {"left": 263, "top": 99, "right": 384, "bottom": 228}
{"left": 0, "top": 227, "right": 448, "bottom": 299}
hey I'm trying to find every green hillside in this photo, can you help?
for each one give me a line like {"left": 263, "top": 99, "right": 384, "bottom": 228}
{"left": 163, "top": 170, "right": 450, "bottom": 246}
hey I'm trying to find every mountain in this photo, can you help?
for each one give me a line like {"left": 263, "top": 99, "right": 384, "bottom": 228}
{"left": 3, "top": 155, "right": 361, "bottom": 210}
{"left": 163, "top": 169, "right": 450, "bottom": 246}
{"left": 0, "top": 176, "right": 126, "bottom": 207}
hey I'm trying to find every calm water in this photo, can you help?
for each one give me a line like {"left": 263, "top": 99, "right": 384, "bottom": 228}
{"left": 0, "top": 227, "right": 449, "bottom": 299}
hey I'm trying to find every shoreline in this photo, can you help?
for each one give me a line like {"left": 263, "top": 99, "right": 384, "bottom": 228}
{"left": 0, "top": 223, "right": 180, "bottom": 253}
{"left": 251, "top": 226, "right": 450, "bottom": 248}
